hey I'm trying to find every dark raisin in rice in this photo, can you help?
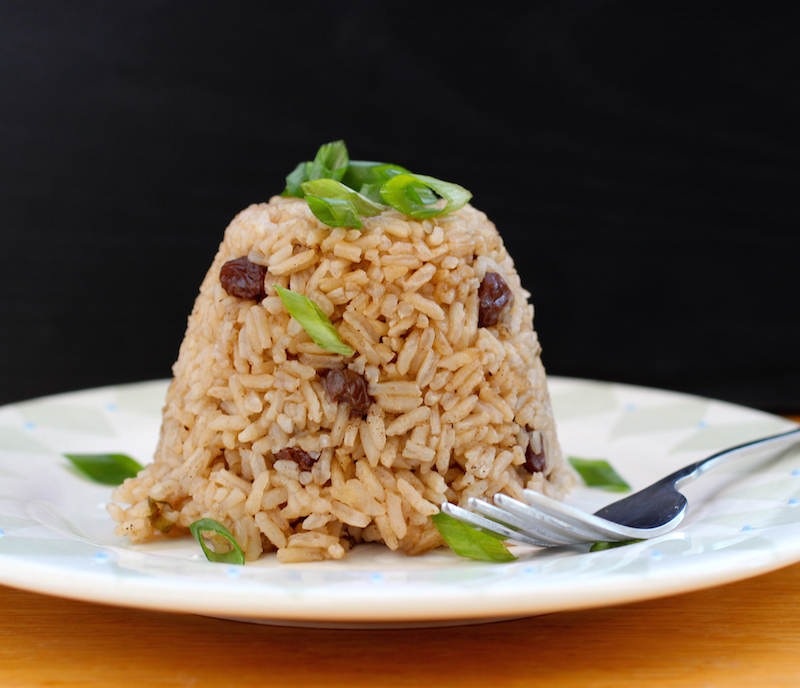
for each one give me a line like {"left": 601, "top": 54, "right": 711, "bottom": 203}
{"left": 478, "top": 272, "right": 513, "bottom": 327}
{"left": 525, "top": 442, "right": 546, "bottom": 473}
{"left": 219, "top": 256, "right": 267, "bottom": 300}
{"left": 274, "top": 447, "right": 319, "bottom": 471}
{"left": 322, "top": 368, "right": 372, "bottom": 415}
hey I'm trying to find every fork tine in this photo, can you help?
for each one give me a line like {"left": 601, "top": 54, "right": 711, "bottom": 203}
{"left": 467, "top": 497, "right": 583, "bottom": 547}
{"left": 440, "top": 502, "right": 556, "bottom": 547}
{"left": 446, "top": 428, "right": 800, "bottom": 551}
{"left": 491, "top": 494, "right": 601, "bottom": 544}
{"left": 520, "top": 489, "right": 659, "bottom": 541}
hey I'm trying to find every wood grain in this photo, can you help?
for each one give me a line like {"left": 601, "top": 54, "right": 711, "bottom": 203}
{"left": 3, "top": 415, "right": 798, "bottom": 688}
{"left": 3, "top": 561, "right": 800, "bottom": 688}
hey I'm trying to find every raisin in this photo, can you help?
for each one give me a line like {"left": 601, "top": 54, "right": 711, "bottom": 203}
{"left": 478, "top": 272, "right": 513, "bottom": 327}
{"left": 525, "top": 442, "right": 546, "bottom": 473}
{"left": 322, "top": 368, "right": 372, "bottom": 415}
{"left": 219, "top": 256, "right": 267, "bottom": 300}
{"left": 274, "top": 447, "right": 319, "bottom": 471}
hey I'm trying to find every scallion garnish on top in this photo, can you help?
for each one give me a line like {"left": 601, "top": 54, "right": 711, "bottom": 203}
{"left": 301, "top": 178, "right": 385, "bottom": 229}
{"left": 282, "top": 141, "right": 472, "bottom": 227}
{"left": 282, "top": 140, "right": 350, "bottom": 198}
{"left": 305, "top": 195, "right": 364, "bottom": 230}
{"left": 380, "top": 173, "right": 472, "bottom": 220}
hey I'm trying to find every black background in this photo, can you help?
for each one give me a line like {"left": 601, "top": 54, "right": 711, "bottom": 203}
{"left": 1, "top": 2, "right": 798, "bottom": 412}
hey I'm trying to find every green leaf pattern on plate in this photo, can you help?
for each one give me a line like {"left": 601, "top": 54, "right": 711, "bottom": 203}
{"left": 0, "top": 378, "right": 799, "bottom": 623}
{"left": 17, "top": 402, "right": 116, "bottom": 436}
{"left": 609, "top": 399, "right": 709, "bottom": 439}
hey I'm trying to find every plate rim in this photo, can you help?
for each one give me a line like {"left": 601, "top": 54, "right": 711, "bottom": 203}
{"left": 1, "top": 377, "right": 798, "bottom": 626}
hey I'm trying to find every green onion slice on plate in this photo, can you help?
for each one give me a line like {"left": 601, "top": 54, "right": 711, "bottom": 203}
{"left": 568, "top": 457, "right": 631, "bottom": 492}
{"left": 63, "top": 453, "right": 143, "bottom": 485}
{"left": 590, "top": 539, "right": 643, "bottom": 552}
{"left": 431, "top": 512, "right": 517, "bottom": 563}
{"left": 189, "top": 518, "right": 245, "bottom": 565}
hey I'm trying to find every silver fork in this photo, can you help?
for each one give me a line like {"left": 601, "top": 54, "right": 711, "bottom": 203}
{"left": 441, "top": 427, "right": 800, "bottom": 548}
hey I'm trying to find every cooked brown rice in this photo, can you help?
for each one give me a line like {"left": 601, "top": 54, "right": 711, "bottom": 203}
{"left": 108, "top": 196, "right": 571, "bottom": 562}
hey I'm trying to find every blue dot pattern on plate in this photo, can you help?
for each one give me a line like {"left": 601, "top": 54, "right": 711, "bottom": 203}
{"left": 1, "top": 377, "right": 799, "bottom": 626}
{"left": 0, "top": 529, "right": 5, "bottom": 538}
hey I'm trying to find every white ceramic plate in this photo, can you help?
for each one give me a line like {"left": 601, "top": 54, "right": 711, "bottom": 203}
{"left": 1, "top": 378, "right": 798, "bottom": 628}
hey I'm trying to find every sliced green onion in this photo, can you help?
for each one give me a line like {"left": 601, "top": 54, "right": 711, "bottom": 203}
{"left": 355, "top": 183, "right": 384, "bottom": 204}
{"left": 568, "top": 457, "right": 631, "bottom": 492}
{"left": 308, "top": 140, "right": 349, "bottom": 179}
{"left": 148, "top": 497, "right": 176, "bottom": 534}
{"left": 282, "top": 161, "right": 311, "bottom": 198}
{"left": 380, "top": 173, "right": 472, "bottom": 219}
{"left": 431, "top": 512, "right": 517, "bottom": 563}
{"left": 283, "top": 144, "right": 474, "bottom": 221}
{"left": 306, "top": 196, "right": 363, "bottom": 229}
{"left": 590, "top": 539, "right": 643, "bottom": 552}
{"left": 302, "top": 178, "right": 384, "bottom": 216}
{"left": 274, "top": 285, "right": 354, "bottom": 356}
{"left": 63, "top": 453, "right": 143, "bottom": 485}
{"left": 404, "top": 179, "right": 439, "bottom": 206}
{"left": 282, "top": 140, "right": 350, "bottom": 197}
{"left": 189, "top": 518, "right": 245, "bottom": 565}
{"left": 302, "top": 178, "right": 385, "bottom": 228}
{"left": 341, "top": 161, "right": 409, "bottom": 193}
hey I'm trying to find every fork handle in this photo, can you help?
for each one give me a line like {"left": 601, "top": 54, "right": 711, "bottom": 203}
{"left": 594, "top": 426, "right": 800, "bottom": 530}
{"left": 671, "top": 426, "right": 800, "bottom": 487}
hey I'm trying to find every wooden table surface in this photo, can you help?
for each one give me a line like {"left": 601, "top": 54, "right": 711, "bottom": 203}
{"left": 3, "top": 416, "right": 799, "bottom": 688}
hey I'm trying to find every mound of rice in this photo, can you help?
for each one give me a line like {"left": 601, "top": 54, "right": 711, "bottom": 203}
{"left": 109, "top": 195, "right": 571, "bottom": 562}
